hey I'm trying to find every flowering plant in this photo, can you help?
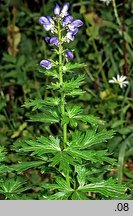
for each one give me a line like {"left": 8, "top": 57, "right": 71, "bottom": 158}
{"left": 12, "top": 2, "right": 128, "bottom": 200}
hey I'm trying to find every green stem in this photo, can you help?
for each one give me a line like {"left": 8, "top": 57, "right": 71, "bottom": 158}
{"left": 112, "top": 0, "right": 122, "bottom": 28}
{"left": 58, "top": 20, "right": 70, "bottom": 187}
{"left": 58, "top": 20, "right": 67, "bottom": 149}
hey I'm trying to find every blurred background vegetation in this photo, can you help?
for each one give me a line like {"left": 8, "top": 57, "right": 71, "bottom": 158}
{"left": 0, "top": 0, "right": 133, "bottom": 199}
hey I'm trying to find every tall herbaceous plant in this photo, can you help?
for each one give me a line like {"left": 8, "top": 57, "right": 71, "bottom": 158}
{"left": 14, "top": 2, "right": 128, "bottom": 200}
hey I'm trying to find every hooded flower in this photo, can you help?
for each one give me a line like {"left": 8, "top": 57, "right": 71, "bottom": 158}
{"left": 65, "top": 50, "right": 74, "bottom": 60}
{"left": 65, "top": 28, "right": 78, "bottom": 42}
{"left": 62, "top": 15, "right": 74, "bottom": 27}
{"left": 39, "top": 16, "right": 55, "bottom": 32}
{"left": 68, "top": 19, "right": 84, "bottom": 31}
{"left": 45, "top": 36, "right": 59, "bottom": 46}
{"left": 54, "top": 2, "right": 70, "bottom": 17}
{"left": 109, "top": 74, "right": 129, "bottom": 88}
{"left": 40, "top": 60, "right": 53, "bottom": 70}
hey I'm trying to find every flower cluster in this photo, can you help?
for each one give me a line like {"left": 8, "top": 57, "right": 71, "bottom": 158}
{"left": 109, "top": 74, "right": 129, "bottom": 88}
{"left": 39, "top": 2, "right": 83, "bottom": 69}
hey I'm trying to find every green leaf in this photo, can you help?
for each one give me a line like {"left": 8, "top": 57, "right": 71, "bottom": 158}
{"left": 42, "top": 177, "right": 73, "bottom": 200}
{"left": 75, "top": 114, "right": 105, "bottom": 126}
{"left": 38, "top": 66, "right": 59, "bottom": 78}
{"left": 66, "top": 89, "right": 85, "bottom": 96}
{"left": 13, "top": 135, "right": 61, "bottom": 157}
{"left": 23, "top": 97, "right": 60, "bottom": 111}
{"left": 69, "top": 129, "right": 115, "bottom": 149}
{"left": 66, "top": 105, "right": 82, "bottom": 118}
{"left": 17, "top": 55, "right": 25, "bottom": 67}
{"left": 0, "top": 165, "right": 8, "bottom": 174}
{"left": 45, "top": 191, "right": 72, "bottom": 200}
{"left": 75, "top": 166, "right": 87, "bottom": 186}
{"left": 78, "top": 178, "right": 127, "bottom": 199}
{"left": 11, "top": 161, "right": 45, "bottom": 173}
{"left": 71, "top": 191, "right": 89, "bottom": 200}
{"left": 0, "top": 178, "right": 31, "bottom": 198}
{"left": 66, "top": 148, "right": 116, "bottom": 165}
{"left": 123, "top": 31, "right": 132, "bottom": 45}
{"left": 80, "top": 129, "right": 115, "bottom": 149}
{"left": 63, "top": 63, "right": 87, "bottom": 73}
{"left": 49, "top": 151, "right": 76, "bottom": 175}
{"left": 62, "top": 75, "right": 85, "bottom": 93}
{"left": 28, "top": 108, "right": 59, "bottom": 124}
{"left": 0, "top": 146, "right": 6, "bottom": 162}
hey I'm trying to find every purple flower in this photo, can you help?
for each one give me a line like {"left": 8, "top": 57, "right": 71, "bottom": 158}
{"left": 45, "top": 36, "right": 59, "bottom": 46}
{"left": 54, "top": 2, "right": 70, "bottom": 18}
{"left": 54, "top": 3, "right": 61, "bottom": 16}
{"left": 40, "top": 60, "right": 53, "bottom": 70}
{"left": 65, "top": 50, "right": 74, "bottom": 60}
{"left": 39, "top": 16, "right": 55, "bottom": 32}
{"left": 68, "top": 19, "right": 83, "bottom": 31}
{"left": 62, "top": 15, "right": 74, "bottom": 27}
{"left": 50, "top": 36, "right": 59, "bottom": 46}
{"left": 65, "top": 28, "right": 78, "bottom": 42}
{"left": 61, "top": 2, "right": 70, "bottom": 17}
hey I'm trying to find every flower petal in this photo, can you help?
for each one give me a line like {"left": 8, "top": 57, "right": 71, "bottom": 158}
{"left": 50, "top": 36, "right": 59, "bottom": 46}
{"left": 62, "top": 15, "right": 74, "bottom": 27}
{"left": 39, "top": 16, "right": 49, "bottom": 25}
{"left": 65, "top": 50, "right": 74, "bottom": 60}
{"left": 61, "top": 2, "right": 70, "bottom": 17}
{"left": 54, "top": 3, "right": 61, "bottom": 16}
{"left": 68, "top": 19, "right": 83, "bottom": 31}
{"left": 40, "top": 60, "right": 53, "bottom": 70}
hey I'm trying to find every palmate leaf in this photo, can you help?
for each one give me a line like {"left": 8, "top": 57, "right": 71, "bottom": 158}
{"left": 75, "top": 166, "right": 88, "bottom": 187}
{"left": 13, "top": 135, "right": 61, "bottom": 157}
{"left": 49, "top": 151, "right": 76, "bottom": 176}
{"left": 66, "top": 89, "right": 85, "bottom": 96}
{"left": 63, "top": 63, "right": 87, "bottom": 73}
{"left": 71, "top": 191, "right": 89, "bottom": 200}
{"left": 28, "top": 107, "right": 59, "bottom": 124}
{"left": 0, "top": 178, "right": 31, "bottom": 199}
{"left": 69, "top": 129, "right": 115, "bottom": 149}
{"left": 80, "top": 129, "right": 115, "bottom": 149}
{"left": 11, "top": 161, "right": 45, "bottom": 173}
{"left": 62, "top": 75, "right": 85, "bottom": 93}
{"left": 44, "top": 191, "right": 72, "bottom": 200}
{"left": 38, "top": 66, "right": 59, "bottom": 79}
{"left": 65, "top": 148, "right": 116, "bottom": 165}
{"left": 75, "top": 114, "right": 104, "bottom": 126}
{"left": 42, "top": 176, "right": 73, "bottom": 200}
{"left": 77, "top": 178, "right": 128, "bottom": 199}
{"left": 23, "top": 97, "right": 60, "bottom": 111}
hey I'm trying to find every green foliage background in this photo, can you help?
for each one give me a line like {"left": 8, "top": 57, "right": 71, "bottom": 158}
{"left": 0, "top": 0, "right": 133, "bottom": 199}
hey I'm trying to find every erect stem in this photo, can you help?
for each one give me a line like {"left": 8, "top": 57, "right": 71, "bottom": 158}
{"left": 58, "top": 19, "right": 70, "bottom": 187}
{"left": 58, "top": 20, "right": 67, "bottom": 149}
{"left": 112, "top": 0, "right": 122, "bottom": 29}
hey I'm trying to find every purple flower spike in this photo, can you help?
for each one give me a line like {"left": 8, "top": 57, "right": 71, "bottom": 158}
{"left": 60, "top": 2, "right": 70, "bottom": 17}
{"left": 65, "top": 50, "right": 74, "bottom": 60}
{"left": 54, "top": 3, "right": 61, "bottom": 16}
{"left": 50, "top": 36, "right": 59, "bottom": 46}
{"left": 39, "top": 16, "right": 55, "bottom": 32}
{"left": 68, "top": 20, "right": 83, "bottom": 31}
{"left": 62, "top": 15, "right": 74, "bottom": 27}
{"left": 40, "top": 60, "right": 53, "bottom": 70}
